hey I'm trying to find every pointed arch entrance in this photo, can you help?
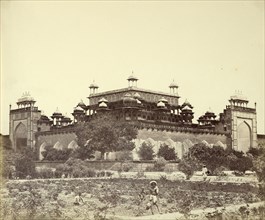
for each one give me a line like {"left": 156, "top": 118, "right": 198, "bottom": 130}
{"left": 237, "top": 121, "right": 251, "bottom": 153}
{"left": 14, "top": 122, "right": 27, "bottom": 150}
{"left": 39, "top": 142, "right": 47, "bottom": 160}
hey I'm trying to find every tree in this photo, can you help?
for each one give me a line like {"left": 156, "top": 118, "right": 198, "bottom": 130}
{"left": 1, "top": 137, "right": 37, "bottom": 179}
{"left": 178, "top": 155, "right": 203, "bottom": 179}
{"left": 179, "top": 142, "right": 255, "bottom": 178}
{"left": 1, "top": 134, "right": 15, "bottom": 178}
{"left": 15, "top": 154, "right": 36, "bottom": 178}
{"left": 206, "top": 145, "right": 228, "bottom": 172}
{"left": 75, "top": 114, "right": 138, "bottom": 159}
{"left": 71, "top": 142, "right": 95, "bottom": 160}
{"left": 248, "top": 145, "right": 265, "bottom": 181}
{"left": 157, "top": 143, "right": 177, "bottom": 160}
{"left": 227, "top": 150, "right": 253, "bottom": 172}
{"left": 138, "top": 141, "right": 155, "bottom": 160}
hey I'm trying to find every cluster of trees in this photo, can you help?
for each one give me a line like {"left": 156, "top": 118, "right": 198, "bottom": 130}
{"left": 1, "top": 134, "right": 37, "bottom": 179}
{"left": 137, "top": 142, "right": 178, "bottom": 161}
{"left": 178, "top": 142, "right": 265, "bottom": 180}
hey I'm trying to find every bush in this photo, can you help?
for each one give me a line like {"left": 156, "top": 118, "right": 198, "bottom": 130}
{"left": 116, "top": 150, "right": 133, "bottom": 161}
{"left": 85, "top": 168, "right": 96, "bottom": 177}
{"left": 36, "top": 168, "right": 54, "bottom": 179}
{"left": 42, "top": 145, "right": 73, "bottom": 161}
{"left": 55, "top": 164, "right": 72, "bottom": 178}
{"left": 54, "top": 158, "right": 98, "bottom": 178}
{"left": 97, "top": 170, "right": 106, "bottom": 177}
{"left": 122, "top": 162, "right": 134, "bottom": 172}
{"left": 105, "top": 171, "right": 113, "bottom": 177}
{"left": 178, "top": 157, "right": 202, "bottom": 179}
{"left": 138, "top": 142, "right": 155, "bottom": 160}
{"left": 153, "top": 157, "right": 167, "bottom": 171}
{"left": 145, "top": 166, "right": 154, "bottom": 172}
{"left": 179, "top": 143, "right": 256, "bottom": 179}
{"left": 248, "top": 146, "right": 265, "bottom": 182}
{"left": 15, "top": 156, "right": 36, "bottom": 179}
{"left": 157, "top": 144, "right": 177, "bottom": 160}
{"left": 213, "top": 166, "right": 228, "bottom": 176}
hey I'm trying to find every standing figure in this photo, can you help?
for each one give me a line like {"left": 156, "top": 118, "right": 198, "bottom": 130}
{"left": 138, "top": 187, "right": 146, "bottom": 205}
{"left": 148, "top": 181, "right": 162, "bottom": 215}
{"left": 202, "top": 165, "right": 208, "bottom": 180}
{"left": 74, "top": 192, "right": 84, "bottom": 205}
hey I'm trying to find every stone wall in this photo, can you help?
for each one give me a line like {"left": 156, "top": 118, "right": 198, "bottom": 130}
{"left": 36, "top": 132, "right": 77, "bottom": 160}
{"left": 131, "top": 128, "right": 227, "bottom": 160}
{"left": 35, "top": 127, "right": 227, "bottom": 161}
{"left": 36, "top": 132, "right": 77, "bottom": 149}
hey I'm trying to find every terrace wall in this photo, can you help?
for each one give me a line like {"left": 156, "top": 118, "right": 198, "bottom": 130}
{"left": 131, "top": 128, "right": 227, "bottom": 160}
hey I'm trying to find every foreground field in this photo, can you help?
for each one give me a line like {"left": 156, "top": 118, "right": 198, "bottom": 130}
{"left": 0, "top": 178, "right": 264, "bottom": 220}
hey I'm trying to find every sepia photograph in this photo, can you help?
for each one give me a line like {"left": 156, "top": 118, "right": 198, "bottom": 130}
{"left": 0, "top": 1, "right": 264, "bottom": 219}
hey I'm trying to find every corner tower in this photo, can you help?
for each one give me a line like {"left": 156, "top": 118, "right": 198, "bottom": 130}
{"left": 223, "top": 92, "right": 257, "bottom": 152}
{"left": 9, "top": 92, "right": 41, "bottom": 151}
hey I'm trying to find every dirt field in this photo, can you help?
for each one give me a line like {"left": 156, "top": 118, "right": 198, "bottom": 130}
{"left": 0, "top": 178, "right": 264, "bottom": 220}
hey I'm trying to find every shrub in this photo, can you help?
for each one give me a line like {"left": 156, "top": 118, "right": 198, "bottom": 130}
{"left": 157, "top": 143, "right": 177, "bottom": 160}
{"left": 122, "top": 162, "right": 134, "bottom": 172}
{"left": 36, "top": 168, "right": 54, "bottom": 179}
{"left": 55, "top": 164, "right": 72, "bottom": 177}
{"left": 116, "top": 150, "right": 133, "bottom": 161}
{"left": 164, "top": 166, "right": 174, "bottom": 173}
{"left": 15, "top": 155, "right": 36, "bottom": 179}
{"left": 249, "top": 146, "right": 265, "bottom": 182}
{"left": 179, "top": 143, "right": 255, "bottom": 178}
{"left": 153, "top": 157, "right": 167, "bottom": 171}
{"left": 213, "top": 166, "right": 228, "bottom": 176}
{"left": 145, "top": 166, "right": 153, "bottom": 172}
{"left": 258, "top": 182, "right": 265, "bottom": 200}
{"left": 86, "top": 168, "right": 96, "bottom": 177}
{"left": 105, "top": 171, "right": 113, "bottom": 177}
{"left": 138, "top": 142, "right": 155, "bottom": 160}
{"left": 42, "top": 145, "right": 73, "bottom": 161}
{"left": 97, "top": 170, "right": 106, "bottom": 177}
{"left": 178, "top": 157, "right": 202, "bottom": 179}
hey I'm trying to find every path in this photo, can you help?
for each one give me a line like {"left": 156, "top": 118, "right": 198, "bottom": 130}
{"left": 114, "top": 201, "right": 265, "bottom": 220}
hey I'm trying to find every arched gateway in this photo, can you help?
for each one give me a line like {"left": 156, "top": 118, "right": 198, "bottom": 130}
{"left": 14, "top": 122, "right": 27, "bottom": 150}
{"left": 237, "top": 121, "right": 251, "bottom": 153}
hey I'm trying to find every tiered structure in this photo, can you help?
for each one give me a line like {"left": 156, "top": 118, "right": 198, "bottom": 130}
{"left": 86, "top": 76, "right": 182, "bottom": 129}
{"left": 9, "top": 92, "right": 51, "bottom": 150}
{"left": 9, "top": 77, "right": 258, "bottom": 159}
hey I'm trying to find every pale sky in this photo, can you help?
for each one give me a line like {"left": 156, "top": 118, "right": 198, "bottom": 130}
{"left": 1, "top": 1, "right": 264, "bottom": 135}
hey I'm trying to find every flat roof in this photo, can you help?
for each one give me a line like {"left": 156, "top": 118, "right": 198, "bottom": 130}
{"left": 88, "top": 87, "right": 180, "bottom": 99}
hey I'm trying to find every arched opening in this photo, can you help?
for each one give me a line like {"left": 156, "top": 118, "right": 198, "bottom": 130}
{"left": 53, "top": 141, "right": 63, "bottom": 150}
{"left": 68, "top": 140, "right": 78, "bottom": 150}
{"left": 14, "top": 122, "right": 27, "bottom": 151}
{"left": 237, "top": 121, "right": 251, "bottom": 153}
{"left": 39, "top": 142, "right": 47, "bottom": 160}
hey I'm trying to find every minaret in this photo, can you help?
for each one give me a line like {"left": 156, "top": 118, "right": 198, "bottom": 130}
{"left": 89, "top": 81, "right": 99, "bottom": 94}
{"left": 169, "top": 80, "right": 178, "bottom": 95}
{"left": 127, "top": 71, "right": 138, "bottom": 87}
